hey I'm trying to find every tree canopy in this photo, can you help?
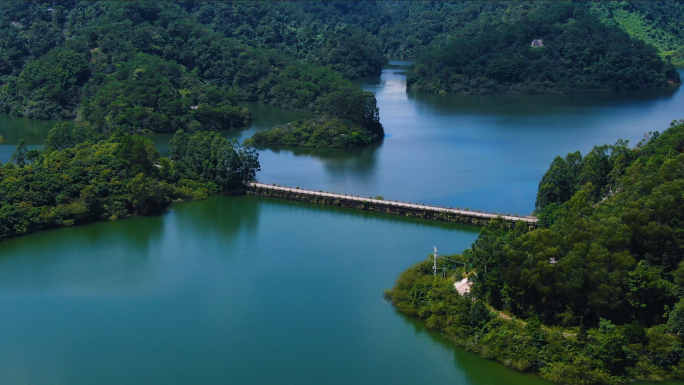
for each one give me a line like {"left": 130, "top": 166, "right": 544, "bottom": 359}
{"left": 82, "top": 53, "right": 251, "bottom": 134}
{"left": 0, "top": 125, "right": 259, "bottom": 240}
{"left": 2, "top": 1, "right": 682, "bottom": 126}
{"left": 387, "top": 119, "right": 684, "bottom": 384}
{"left": 0, "top": 1, "right": 382, "bottom": 139}
{"left": 249, "top": 116, "right": 380, "bottom": 148}
{"left": 406, "top": 2, "right": 681, "bottom": 94}
{"left": 589, "top": 1, "right": 684, "bottom": 67}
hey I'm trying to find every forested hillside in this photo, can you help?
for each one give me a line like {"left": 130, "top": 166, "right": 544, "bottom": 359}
{"left": 249, "top": 117, "right": 379, "bottom": 148}
{"left": 387, "top": 119, "right": 684, "bottom": 383}
{"left": 406, "top": 2, "right": 681, "bottom": 94}
{"left": 184, "top": 1, "right": 388, "bottom": 80}
{"left": 589, "top": 1, "right": 684, "bottom": 67}
{"left": 1, "top": 1, "right": 682, "bottom": 128}
{"left": 0, "top": 1, "right": 382, "bottom": 140}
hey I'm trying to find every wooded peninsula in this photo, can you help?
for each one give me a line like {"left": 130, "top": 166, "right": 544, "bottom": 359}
{"left": 1, "top": 1, "right": 682, "bottom": 148}
{"left": 2, "top": 2, "right": 684, "bottom": 384}
{"left": 387, "top": 120, "right": 684, "bottom": 384}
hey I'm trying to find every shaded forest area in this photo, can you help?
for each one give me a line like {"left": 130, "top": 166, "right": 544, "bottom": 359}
{"left": 589, "top": 1, "right": 684, "bottom": 67}
{"left": 406, "top": 2, "right": 681, "bottom": 94}
{"left": 0, "top": 1, "right": 382, "bottom": 141}
{"left": 387, "top": 119, "right": 684, "bottom": 383}
{"left": 0, "top": 123, "right": 259, "bottom": 239}
{"left": 1, "top": 1, "right": 682, "bottom": 132}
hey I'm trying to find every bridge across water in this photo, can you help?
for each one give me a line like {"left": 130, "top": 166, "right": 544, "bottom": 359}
{"left": 246, "top": 182, "right": 537, "bottom": 226}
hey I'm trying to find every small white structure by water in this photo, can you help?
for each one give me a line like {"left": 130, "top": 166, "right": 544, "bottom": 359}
{"left": 531, "top": 38, "right": 544, "bottom": 47}
{"left": 454, "top": 277, "right": 472, "bottom": 295}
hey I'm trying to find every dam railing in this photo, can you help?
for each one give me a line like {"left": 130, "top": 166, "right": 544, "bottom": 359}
{"left": 246, "top": 182, "right": 537, "bottom": 226}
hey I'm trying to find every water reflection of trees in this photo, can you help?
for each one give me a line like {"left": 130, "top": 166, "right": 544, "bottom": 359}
{"left": 0, "top": 215, "right": 165, "bottom": 293}
{"left": 239, "top": 101, "right": 315, "bottom": 130}
{"left": 395, "top": 311, "right": 552, "bottom": 385}
{"left": 258, "top": 140, "right": 382, "bottom": 175}
{"left": 406, "top": 86, "right": 679, "bottom": 117}
{"left": 150, "top": 102, "right": 317, "bottom": 156}
{"left": 169, "top": 195, "right": 260, "bottom": 245}
{"left": 0, "top": 113, "right": 64, "bottom": 145}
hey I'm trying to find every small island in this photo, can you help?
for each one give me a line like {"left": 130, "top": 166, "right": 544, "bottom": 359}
{"left": 248, "top": 117, "right": 381, "bottom": 148}
{"left": 248, "top": 90, "right": 385, "bottom": 148}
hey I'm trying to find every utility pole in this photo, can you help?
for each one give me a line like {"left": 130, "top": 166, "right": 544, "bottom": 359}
{"left": 433, "top": 246, "right": 438, "bottom": 278}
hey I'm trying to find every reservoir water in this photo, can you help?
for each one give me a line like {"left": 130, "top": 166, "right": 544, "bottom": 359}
{"left": 0, "top": 64, "right": 683, "bottom": 384}
{"left": 249, "top": 64, "right": 684, "bottom": 215}
{"left": 1, "top": 64, "right": 683, "bottom": 215}
{"left": 0, "top": 196, "right": 530, "bottom": 384}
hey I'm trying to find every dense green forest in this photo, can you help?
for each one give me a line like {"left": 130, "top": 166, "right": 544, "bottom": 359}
{"left": 0, "top": 123, "right": 259, "bottom": 240}
{"left": 1, "top": 1, "right": 683, "bottom": 130}
{"left": 589, "top": 1, "right": 684, "bottom": 67}
{"left": 184, "top": 1, "right": 388, "bottom": 80}
{"left": 0, "top": 1, "right": 382, "bottom": 141}
{"left": 185, "top": 1, "right": 684, "bottom": 77}
{"left": 249, "top": 117, "right": 378, "bottom": 148}
{"left": 406, "top": 2, "right": 681, "bottom": 94}
{"left": 187, "top": 1, "right": 683, "bottom": 94}
{"left": 82, "top": 53, "right": 251, "bottom": 134}
{"left": 249, "top": 84, "right": 384, "bottom": 147}
{"left": 387, "top": 119, "right": 684, "bottom": 383}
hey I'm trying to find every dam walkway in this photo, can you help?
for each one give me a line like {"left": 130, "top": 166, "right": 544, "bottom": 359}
{"left": 246, "top": 182, "right": 537, "bottom": 225}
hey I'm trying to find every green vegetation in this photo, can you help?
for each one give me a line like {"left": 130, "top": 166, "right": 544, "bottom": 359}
{"left": 82, "top": 53, "right": 250, "bottom": 134}
{"left": 0, "top": 1, "right": 381, "bottom": 141}
{"left": 387, "top": 254, "right": 684, "bottom": 384}
{"left": 2, "top": 1, "right": 683, "bottom": 128}
{"left": 0, "top": 2, "right": 69, "bottom": 81}
{"left": 0, "top": 124, "right": 259, "bottom": 240}
{"left": 406, "top": 2, "right": 680, "bottom": 94}
{"left": 3, "top": 1, "right": 684, "bottom": 128}
{"left": 188, "top": 1, "right": 684, "bottom": 71}
{"left": 188, "top": 2, "right": 388, "bottom": 80}
{"left": 0, "top": 47, "right": 89, "bottom": 119}
{"left": 589, "top": 1, "right": 684, "bottom": 67}
{"left": 44, "top": 122, "right": 98, "bottom": 151}
{"left": 249, "top": 117, "right": 378, "bottom": 148}
{"left": 249, "top": 87, "right": 384, "bottom": 148}
{"left": 168, "top": 129, "right": 260, "bottom": 193}
{"left": 387, "top": 120, "right": 684, "bottom": 383}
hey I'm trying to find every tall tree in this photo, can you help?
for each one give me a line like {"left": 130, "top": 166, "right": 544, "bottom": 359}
{"left": 10, "top": 138, "right": 28, "bottom": 166}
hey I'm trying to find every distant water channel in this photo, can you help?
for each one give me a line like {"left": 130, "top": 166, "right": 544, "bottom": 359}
{"left": 249, "top": 63, "right": 684, "bottom": 215}
{"left": 1, "top": 64, "right": 682, "bottom": 214}
{"left": 1, "top": 64, "right": 683, "bottom": 384}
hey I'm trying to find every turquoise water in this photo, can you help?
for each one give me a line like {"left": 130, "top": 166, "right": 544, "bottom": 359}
{"left": 249, "top": 64, "right": 684, "bottom": 215}
{"left": 2, "top": 64, "right": 682, "bottom": 214}
{"left": 0, "top": 196, "right": 506, "bottom": 385}
{"left": 1, "top": 64, "right": 683, "bottom": 385}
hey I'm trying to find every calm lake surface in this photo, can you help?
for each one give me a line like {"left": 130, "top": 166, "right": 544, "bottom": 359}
{"left": 1, "top": 63, "right": 682, "bottom": 214}
{"left": 0, "top": 63, "right": 683, "bottom": 384}
{"left": 249, "top": 63, "right": 684, "bottom": 215}
{"left": 0, "top": 196, "right": 536, "bottom": 385}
